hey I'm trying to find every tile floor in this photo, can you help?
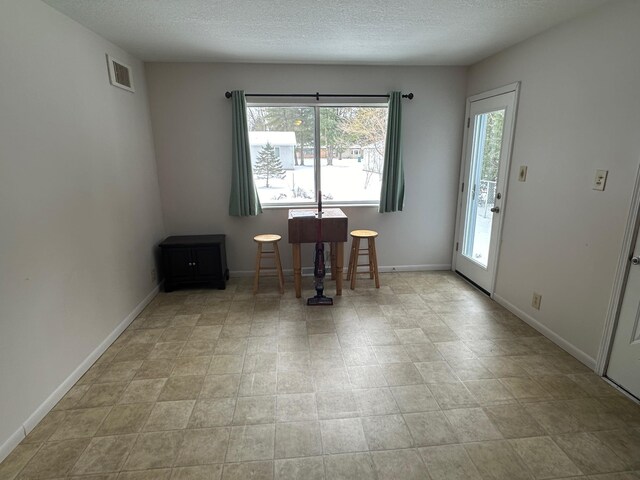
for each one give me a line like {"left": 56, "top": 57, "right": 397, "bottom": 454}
{"left": 1, "top": 272, "right": 640, "bottom": 479}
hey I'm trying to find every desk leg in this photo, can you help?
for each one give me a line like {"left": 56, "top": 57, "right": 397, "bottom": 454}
{"left": 330, "top": 242, "right": 337, "bottom": 280}
{"left": 292, "top": 243, "right": 302, "bottom": 298}
{"left": 335, "top": 242, "right": 344, "bottom": 296}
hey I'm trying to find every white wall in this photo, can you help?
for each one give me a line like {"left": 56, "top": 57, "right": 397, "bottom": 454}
{"left": 0, "top": 0, "right": 165, "bottom": 456}
{"left": 467, "top": 0, "right": 640, "bottom": 363}
{"left": 145, "top": 63, "right": 467, "bottom": 273}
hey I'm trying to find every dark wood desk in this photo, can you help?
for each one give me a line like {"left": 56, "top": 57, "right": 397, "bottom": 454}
{"left": 288, "top": 208, "right": 348, "bottom": 298}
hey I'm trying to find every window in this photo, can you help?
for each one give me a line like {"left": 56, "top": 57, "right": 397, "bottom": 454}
{"left": 247, "top": 105, "right": 388, "bottom": 205}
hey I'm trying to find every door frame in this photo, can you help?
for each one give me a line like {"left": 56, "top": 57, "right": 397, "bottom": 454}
{"left": 596, "top": 161, "right": 640, "bottom": 376}
{"left": 452, "top": 82, "right": 521, "bottom": 296}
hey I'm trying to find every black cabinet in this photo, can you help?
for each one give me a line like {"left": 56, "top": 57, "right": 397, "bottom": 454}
{"left": 159, "top": 235, "right": 229, "bottom": 292}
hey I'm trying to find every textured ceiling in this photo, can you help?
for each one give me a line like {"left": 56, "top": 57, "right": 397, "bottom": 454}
{"left": 43, "top": 0, "right": 611, "bottom": 65}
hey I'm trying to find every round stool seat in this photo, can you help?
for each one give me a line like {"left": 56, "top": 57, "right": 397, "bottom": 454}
{"left": 254, "top": 234, "right": 281, "bottom": 243}
{"left": 350, "top": 229, "right": 378, "bottom": 238}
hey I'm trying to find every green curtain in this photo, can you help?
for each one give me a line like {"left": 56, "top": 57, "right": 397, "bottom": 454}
{"left": 229, "top": 90, "right": 262, "bottom": 216}
{"left": 379, "top": 91, "right": 405, "bottom": 213}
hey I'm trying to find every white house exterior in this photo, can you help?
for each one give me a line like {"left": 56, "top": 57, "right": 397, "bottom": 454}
{"left": 249, "top": 131, "right": 297, "bottom": 169}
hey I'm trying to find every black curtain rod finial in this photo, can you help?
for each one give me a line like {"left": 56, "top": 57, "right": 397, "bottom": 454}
{"left": 403, "top": 93, "right": 414, "bottom": 100}
{"left": 225, "top": 91, "right": 232, "bottom": 98}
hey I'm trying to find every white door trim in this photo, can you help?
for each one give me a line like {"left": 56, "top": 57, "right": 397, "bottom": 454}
{"left": 596, "top": 161, "right": 640, "bottom": 375}
{"left": 452, "top": 82, "right": 521, "bottom": 296}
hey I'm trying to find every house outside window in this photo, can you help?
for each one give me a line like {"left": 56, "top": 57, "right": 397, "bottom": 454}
{"left": 247, "top": 105, "right": 388, "bottom": 205}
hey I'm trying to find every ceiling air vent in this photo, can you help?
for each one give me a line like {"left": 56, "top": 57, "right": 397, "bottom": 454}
{"left": 107, "top": 54, "right": 134, "bottom": 92}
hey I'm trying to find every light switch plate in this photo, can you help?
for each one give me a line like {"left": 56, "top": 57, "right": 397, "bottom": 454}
{"left": 593, "top": 169, "right": 608, "bottom": 191}
{"left": 518, "top": 166, "right": 528, "bottom": 182}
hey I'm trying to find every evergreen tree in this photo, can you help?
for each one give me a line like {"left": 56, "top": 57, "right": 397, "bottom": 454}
{"left": 254, "top": 142, "right": 286, "bottom": 188}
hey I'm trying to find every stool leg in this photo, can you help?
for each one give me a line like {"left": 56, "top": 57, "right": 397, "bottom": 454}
{"left": 350, "top": 237, "right": 360, "bottom": 290}
{"left": 370, "top": 238, "right": 380, "bottom": 288}
{"left": 274, "top": 241, "right": 285, "bottom": 294}
{"left": 330, "top": 242, "right": 337, "bottom": 281}
{"left": 368, "top": 238, "right": 374, "bottom": 279}
{"left": 347, "top": 238, "right": 356, "bottom": 281}
{"left": 253, "top": 243, "right": 262, "bottom": 295}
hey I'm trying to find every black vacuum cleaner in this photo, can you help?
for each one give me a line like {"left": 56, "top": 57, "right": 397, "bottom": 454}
{"left": 307, "top": 192, "right": 333, "bottom": 306}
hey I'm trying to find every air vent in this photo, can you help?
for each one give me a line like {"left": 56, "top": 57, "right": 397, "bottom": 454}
{"left": 107, "top": 54, "right": 134, "bottom": 92}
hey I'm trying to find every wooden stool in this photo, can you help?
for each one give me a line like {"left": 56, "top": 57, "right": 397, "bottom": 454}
{"left": 253, "top": 234, "right": 285, "bottom": 294}
{"left": 346, "top": 230, "right": 380, "bottom": 289}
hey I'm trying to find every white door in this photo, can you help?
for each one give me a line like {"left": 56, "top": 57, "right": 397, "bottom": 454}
{"left": 607, "top": 229, "right": 640, "bottom": 399}
{"left": 454, "top": 85, "right": 519, "bottom": 293}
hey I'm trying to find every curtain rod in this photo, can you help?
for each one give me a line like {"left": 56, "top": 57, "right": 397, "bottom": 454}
{"left": 224, "top": 91, "right": 414, "bottom": 100}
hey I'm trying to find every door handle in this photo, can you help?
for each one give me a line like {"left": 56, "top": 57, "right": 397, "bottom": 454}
{"left": 632, "top": 256, "right": 640, "bottom": 265}
{"left": 490, "top": 206, "right": 500, "bottom": 213}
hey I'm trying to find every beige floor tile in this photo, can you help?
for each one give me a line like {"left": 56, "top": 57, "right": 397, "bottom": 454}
{"left": 124, "top": 431, "right": 184, "bottom": 470}
{"left": 464, "top": 440, "right": 533, "bottom": 480}
{"left": 222, "top": 461, "right": 273, "bottom": 480}
{"left": 403, "top": 342, "right": 444, "bottom": 362}
{"left": 372, "top": 345, "right": 411, "bottom": 364}
{"left": 17, "top": 438, "right": 90, "bottom": 479}
{"left": 75, "top": 382, "right": 127, "bottom": 408}
{"left": 315, "top": 391, "right": 359, "bottom": 420}
{"left": 568, "top": 374, "right": 621, "bottom": 397}
{"left": 243, "top": 353, "right": 277, "bottom": 374}
{"left": 500, "top": 377, "right": 553, "bottom": 402}
{"left": 97, "top": 403, "right": 153, "bottom": 436}
{"left": 586, "top": 473, "right": 640, "bottom": 479}
{"left": 464, "top": 379, "right": 516, "bottom": 405}
{"left": 310, "top": 350, "right": 345, "bottom": 370}
{"left": 371, "top": 449, "right": 428, "bottom": 480}
{"left": 276, "top": 371, "right": 314, "bottom": 394}
{"left": 22, "top": 410, "right": 66, "bottom": 444}
{"left": 114, "top": 343, "right": 155, "bottom": 362}
{"left": 171, "top": 464, "right": 223, "bottom": 479}
{"left": 553, "top": 432, "right": 628, "bottom": 475}
{"left": 380, "top": 363, "right": 423, "bottom": 386}
{"left": 444, "top": 407, "right": 503, "bottom": 442}
{"left": 446, "top": 358, "right": 495, "bottom": 381}
{"left": 320, "top": 418, "right": 368, "bottom": 454}
{"left": 414, "top": 361, "right": 459, "bottom": 384}
{"left": 347, "top": 366, "right": 388, "bottom": 388}
{"left": 158, "top": 375, "right": 204, "bottom": 401}
{"left": 361, "top": 414, "right": 413, "bottom": 450}
{"left": 352, "top": 387, "right": 399, "bottom": 416}
{"left": 171, "top": 357, "right": 211, "bottom": 377}
{"left": 533, "top": 375, "right": 590, "bottom": 400}
{"left": 233, "top": 396, "right": 276, "bottom": 425}
{"left": 483, "top": 404, "right": 546, "bottom": 439}
{"left": 430, "top": 382, "right": 478, "bottom": 409}
{"left": 207, "top": 355, "right": 243, "bottom": 374}
{"left": 246, "top": 337, "right": 278, "bottom": 355}
{"left": 239, "top": 372, "right": 277, "bottom": 397}
{"left": 0, "top": 443, "right": 41, "bottom": 480}
{"left": 53, "top": 384, "right": 92, "bottom": 410}
{"left": 98, "top": 361, "right": 144, "bottom": 383}
{"left": 390, "top": 384, "right": 439, "bottom": 413}
{"left": 226, "top": 424, "right": 275, "bottom": 462}
{"left": 159, "top": 327, "right": 193, "bottom": 343}
{"left": 143, "top": 400, "right": 195, "bottom": 431}
{"left": 149, "top": 342, "right": 185, "bottom": 360}
{"left": 568, "top": 398, "right": 627, "bottom": 432}
{"left": 524, "top": 401, "right": 584, "bottom": 435}
{"left": 50, "top": 407, "right": 111, "bottom": 440}
{"left": 134, "top": 359, "right": 176, "bottom": 379}
{"left": 419, "top": 444, "right": 482, "bottom": 480}
{"left": 277, "top": 336, "right": 309, "bottom": 353}
{"left": 275, "top": 421, "right": 323, "bottom": 459}
{"left": 119, "top": 379, "right": 166, "bottom": 404}
{"left": 479, "top": 357, "right": 529, "bottom": 377}
{"left": 189, "top": 398, "right": 236, "bottom": 428}
{"left": 274, "top": 457, "right": 324, "bottom": 480}
{"left": 514, "top": 437, "right": 583, "bottom": 479}
{"left": 313, "top": 368, "right": 351, "bottom": 392}
{"left": 71, "top": 434, "right": 137, "bottom": 475}
{"left": 119, "top": 468, "right": 172, "bottom": 479}
{"left": 404, "top": 411, "right": 458, "bottom": 447}
{"left": 174, "top": 427, "right": 230, "bottom": 466}
{"left": 276, "top": 394, "right": 317, "bottom": 422}
{"left": 200, "top": 375, "right": 240, "bottom": 398}
{"left": 594, "top": 429, "right": 640, "bottom": 470}
{"left": 214, "top": 338, "right": 248, "bottom": 355}
{"left": 323, "top": 452, "right": 375, "bottom": 480}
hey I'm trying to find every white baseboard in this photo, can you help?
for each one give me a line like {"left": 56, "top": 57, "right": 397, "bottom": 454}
{"left": 0, "top": 284, "right": 160, "bottom": 463}
{"left": 493, "top": 293, "right": 596, "bottom": 370}
{"left": 230, "top": 264, "right": 451, "bottom": 277}
{"left": 0, "top": 426, "right": 27, "bottom": 466}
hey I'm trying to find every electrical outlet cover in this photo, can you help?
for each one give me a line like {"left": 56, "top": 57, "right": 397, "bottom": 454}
{"left": 593, "top": 169, "right": 608, "bottom": 191}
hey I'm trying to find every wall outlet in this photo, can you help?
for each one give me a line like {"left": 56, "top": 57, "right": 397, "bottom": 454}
{"left": 518, "top": 165, "right": 528, "bottom": 182}
{"left": 151, "top": 268, "right": 157, "bottom": 283}
{"left": 532, "top": 292, "right": 542, "bottom": 310}
{"left": 593, "top": 169, "right": 608, "bottom": 191}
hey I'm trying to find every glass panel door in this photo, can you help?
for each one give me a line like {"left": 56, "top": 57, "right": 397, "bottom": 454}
{"left": 462, "top": 109, "right": 505, "bottom": 268}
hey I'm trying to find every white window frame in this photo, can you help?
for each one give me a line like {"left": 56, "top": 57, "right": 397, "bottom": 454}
{"left": 247, "top": 102, "right": 388, "bottom": 208}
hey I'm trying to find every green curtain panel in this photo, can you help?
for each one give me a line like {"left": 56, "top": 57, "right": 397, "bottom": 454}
{"left": 229, "top": 90, "right": 262, "bottom": 216}
{"left": 379, "top": 91, "right": 405, "bottom": 213}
